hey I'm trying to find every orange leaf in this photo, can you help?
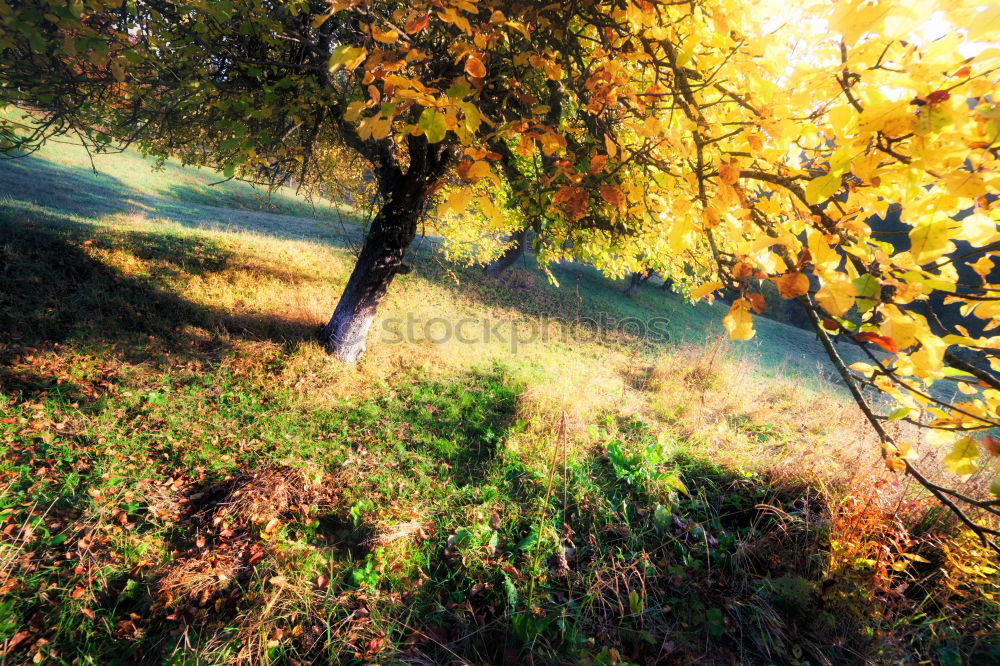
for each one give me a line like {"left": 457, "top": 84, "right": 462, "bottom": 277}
{"left": 599, "top": 184, "right": 625, "bottom": 209}
{"left": 926, "top": 90, "right": 950, "bottom": 105}
{"left": 732, "top": 261, "right": 753, "bottom": 280}
{"left": 457, "top": 159, "right": 490, "bottom": 182}
{"left": 855, "top": 332, "right": 898, "bottom": 353}
{"left": 952, "top": 65, "right": 971, "bottom": 78}
{"left": 589, "top": 155, "right": 608, "bottom": 174}
{"left": 982, "top": 435, "right": 1000, "bottom": 456}
{"left": 703, "top": 206, "right": 720, "bottom": 228}
{"left": 405, "top": 14, "right": 430, "bottom": 34}
{"left": 465, "top": 55, "right": 486, "bottom": 78}
{"left": 718, "top": 162, "right": 739, "bottom": 185}
{"left": 775, "top": 272, "right": 809, "bottom": 299}
{"left": 747, "top": 292, "right": 765, "bottom": 313}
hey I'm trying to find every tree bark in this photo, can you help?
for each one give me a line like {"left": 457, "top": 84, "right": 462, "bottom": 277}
{"left": 321, "top": 181, "right": 423, "bottom": 362}
{"left": 485, "top": 226, "right": 528, "bottom": 278}
{"left": 623, "top": 271, "right": 653, "bottom": 297}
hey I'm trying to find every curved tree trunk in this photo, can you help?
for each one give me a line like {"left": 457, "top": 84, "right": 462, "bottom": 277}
{"left": 320, "top": 134, "right": 451, "bottom": 363}
{"left": 485, "top": 226, "right": 528, "bottom": 278}
{"left": 321, "top": 181, "right": 424, "bottom": 362}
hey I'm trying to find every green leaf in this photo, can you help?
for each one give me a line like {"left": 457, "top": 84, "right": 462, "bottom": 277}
{"left": 447, "top": 83, "right": 472, "bottom": 99}
{"left": 459, "top": 101, "right": 481, "bottom": 133}
{"left": 887, "top": 406, "right": 910, "bottom": 421}
{"left": 705, "top": 608, "right": 725, "bottom": 637}
{"left": 503, "top": 573, "right": 518, "bottom": 611}
{"left": 805, "top": 173, "right": 841, "bottom": 205}
{"left": 853, "top": 274, "right": 880, "bottom": 313}
{"left": 852, "top": 274, "right": 880, "bottom": 299}
{"left": 629, "top": 589, "right": 644, "bottom": 614}
{"left": 418, "top": 109, "right": 447, "bottom": 144}
{"left": 452, "top": 527, "right": 475, "bottom": 548}
{"left": 516, "top": 528, "right": 539, "bottom": 552}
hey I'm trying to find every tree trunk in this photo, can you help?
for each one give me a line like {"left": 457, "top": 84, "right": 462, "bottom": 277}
{"left": 321, "top": 185, "right": 423, "bottom": 363}
{"left": 485, "top": 226, "right": 528, "bottom": 278}
{"left": 623, "top": 271, "right": 653, "bottom": 297}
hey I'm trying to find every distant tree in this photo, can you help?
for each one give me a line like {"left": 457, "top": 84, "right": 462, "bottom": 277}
{"left": 3, "top": 1, "right": 1000, "bottom": 545}
{"left": 623, "top": 271, "right": 654, "bottom": 297}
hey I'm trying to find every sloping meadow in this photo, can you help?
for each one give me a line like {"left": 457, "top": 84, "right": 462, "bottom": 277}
{"left": 1, "top": 184, "right": 999, "bottom": 663}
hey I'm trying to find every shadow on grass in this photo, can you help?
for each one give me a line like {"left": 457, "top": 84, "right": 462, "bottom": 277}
{"left": 394, "top": 368, "right": 522, "bottom": 485}
{"left": 1, "top": 362, "right": 994, "bottom": 664}
{"left": 0, "top": 156, "right": 675, "bottom": 347}
{"left": 0, "top": 154, "right": 858, "bottom": 388}
{"left": 0, "top": 210, "right": 319, "bottom": 397}
{"left": 0, "top": 366, "right": 525, "bottom": 664}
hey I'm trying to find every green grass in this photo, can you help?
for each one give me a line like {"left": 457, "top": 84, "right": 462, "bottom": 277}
{"left": 0, "top": 138, "right": 997, "bottom": 664}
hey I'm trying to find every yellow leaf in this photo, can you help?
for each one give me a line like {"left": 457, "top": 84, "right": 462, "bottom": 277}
{"left": 691, "top": 281, "right": 723, "bottom": 301}
{"left": 909, "top": 218, "right": 959, "bottom": 265}
{"left": 943, "top": 437, "right": 979, "bottom": 480}
{"left": 371, "top": 26, "right": 399, "bottom": 43}
{"left": 967, "top": 5, "right": 1000, "bottom": 41}
{"left": 961, "top": 212, "right": 999, "bottom": 248}
{"left": 437, "top": 187, "right": 473, "bottom": 216}
{"left": 970, "top": 256, "right": 994, "bottom": 279}
{"left": 370, "top": 116, "right": 392, "bottom": 140}
{"left": 478, "top": 195, "right": 505, "bottom": 225}
{"left": 909, "top": 334, "right": 947, "bottom": 380}
{"left": 805, "top": 174, "right": 840, "bottom": 205}
{"left": 328, "top": 45, "right": 367, "bottom": 72}
{"left": 944, "top": 171, "right": 987, "bottom": 199}
{"left": 457, "top": 159, "right": 490, "bottom": 182}
{"left": 807, "top": 229, "right": 839, "bottom": 272}
{"left": 344, "top": 101, "right": 367, "bottom": 122}
{"left": 723, "top": 299, "right": 755, "bottom": 341}
{"left": 110, "top": 57, "right": 125, "bottom": 82}
{"left": 604, "top": 134, "right": 617, "bottom": 158}
{"left": 816, "top": 272, "right": 856, "bottom": 316}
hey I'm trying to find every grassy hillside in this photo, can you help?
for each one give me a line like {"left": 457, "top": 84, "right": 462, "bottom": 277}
{"left": 1, "top": 141, "right": 998, "bottom": 665}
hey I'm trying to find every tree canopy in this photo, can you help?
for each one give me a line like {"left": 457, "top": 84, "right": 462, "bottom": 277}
{"left": 2, "top": 0, "right": 1000, "bottom": 547}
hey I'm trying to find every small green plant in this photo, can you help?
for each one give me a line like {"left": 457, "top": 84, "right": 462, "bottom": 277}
{"left": 350, "top": 549, "right": 382, "bottom": 588}
{"left": 605, "top": 437, "right": 687, "bottom": 498}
